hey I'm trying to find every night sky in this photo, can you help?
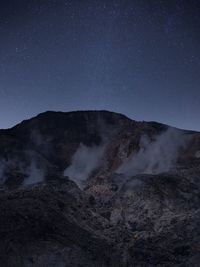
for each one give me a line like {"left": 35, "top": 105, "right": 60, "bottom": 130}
{"left": 0, "top": 0, "right": 200, "bottom": 130}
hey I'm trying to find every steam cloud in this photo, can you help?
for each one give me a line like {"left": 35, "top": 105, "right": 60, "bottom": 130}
{"left": 23, "top": 160, "right": 44, "bottom": 186}
{"left": 117, "top": 127, "right": 190, "bottom": 176}
{"left": 0, "top": 150, "right": 45, "bottom": 187}
{"left": 64, "top": 143, "right": 104, "bottom": 188}
{"left": 23, "top": 130, "right": 48, "bottom": 186}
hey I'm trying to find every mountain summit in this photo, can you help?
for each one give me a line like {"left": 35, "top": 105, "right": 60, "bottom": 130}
{"left": 0, "top": 110, "right": 200, "bottom": 266}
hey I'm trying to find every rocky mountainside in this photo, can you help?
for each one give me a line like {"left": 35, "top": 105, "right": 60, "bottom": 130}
{"left": 0, "top": 110, "right": 200, "bottom": 266}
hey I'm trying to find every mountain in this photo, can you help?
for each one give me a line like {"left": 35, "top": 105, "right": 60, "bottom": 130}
{"left": 0, "top": 110, "right": 200, "bottom": 266}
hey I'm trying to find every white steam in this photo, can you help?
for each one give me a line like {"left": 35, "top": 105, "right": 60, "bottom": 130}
{"left": 64, "top": 143, "right": 104, "bottom": 188}
{"left": 117, "top": 127, "right": 190, "bottom": 176}
{"left": 23, "top": 160, "right": 44, "bottom": 186}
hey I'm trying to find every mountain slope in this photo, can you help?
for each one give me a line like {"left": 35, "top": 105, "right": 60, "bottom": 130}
{"left": 0, "top": 110, "right": 200, "bottom": 266}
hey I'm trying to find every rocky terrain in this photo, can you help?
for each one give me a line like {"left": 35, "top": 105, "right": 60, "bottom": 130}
{"left": 0, "top": 110, "right": 200, "bottom": 266}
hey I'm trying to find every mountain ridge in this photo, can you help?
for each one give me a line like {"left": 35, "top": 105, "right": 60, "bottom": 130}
{"left": 2, "top": 109, "right": 198, "bottom": 133}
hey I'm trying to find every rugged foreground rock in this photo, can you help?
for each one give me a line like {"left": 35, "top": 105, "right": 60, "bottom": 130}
{"left": 0, "top": 175, "right": 200, "bottom": 267}
{"left": 0, "top": 110, "right": 199, "bottom": 266}
{"left": 0, "top": 179, "right": 132, "bottom": 266}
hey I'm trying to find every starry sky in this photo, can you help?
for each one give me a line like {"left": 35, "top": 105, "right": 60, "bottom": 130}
{"left": 0, "top": 0, "right": 200, "bottom": 130}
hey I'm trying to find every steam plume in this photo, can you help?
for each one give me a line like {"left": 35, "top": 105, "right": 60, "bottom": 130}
{"left": 64, "top": 143, "right": 104, "bottom": 188}
{"left": 117, "top": 127, "right": 190, "bottom": 176}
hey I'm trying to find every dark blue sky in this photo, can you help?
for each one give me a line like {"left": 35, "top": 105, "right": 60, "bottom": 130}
{"left": 0, "top": 0, "right": 200, "bottom": 130}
